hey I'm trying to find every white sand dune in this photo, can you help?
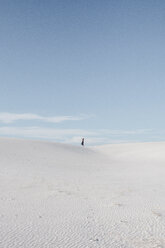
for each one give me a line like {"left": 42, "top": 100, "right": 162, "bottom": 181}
{"left": 0, "top": 138, "right": 165, "bottom": 248}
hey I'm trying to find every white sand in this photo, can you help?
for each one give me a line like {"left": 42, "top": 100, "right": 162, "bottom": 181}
{"left": 0, "top": 138, "right": 165, "bottom": 248}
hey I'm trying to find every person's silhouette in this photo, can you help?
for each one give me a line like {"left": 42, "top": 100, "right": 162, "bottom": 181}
{"left": 81, "top": 138, "right": 84, "bottom": 146}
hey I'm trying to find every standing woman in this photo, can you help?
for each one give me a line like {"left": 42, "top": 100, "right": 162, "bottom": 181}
{"left": 81, "top": 138, "right": 84, "bottom": 146}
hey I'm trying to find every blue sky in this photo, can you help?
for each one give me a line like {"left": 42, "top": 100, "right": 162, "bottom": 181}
{"left": 0, "top": 0, "right": 165, "bottom": 145}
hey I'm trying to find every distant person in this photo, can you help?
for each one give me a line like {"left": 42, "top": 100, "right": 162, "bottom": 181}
{"left": 81, "top": 138, "right": 84, "bottom": 146}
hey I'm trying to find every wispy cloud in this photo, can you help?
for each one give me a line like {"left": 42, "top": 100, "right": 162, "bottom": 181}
{"left": 0, "top": 112, "right": 89, "bottom": 124}
{"left": 0, "top": 126, "right": 95, "bottom": 138}
{"left": 0, "top": 112, "right": 155, "bottom": 145}
{"left": 97, "top": 129, "right": 153, "bottom": 135}
{"left": 0, "top": 126, "right": 155, "bottom": 145}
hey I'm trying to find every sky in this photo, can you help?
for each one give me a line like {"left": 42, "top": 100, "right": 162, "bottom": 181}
{"left": 0, "top": 0, "right": 165, "bottom": 145}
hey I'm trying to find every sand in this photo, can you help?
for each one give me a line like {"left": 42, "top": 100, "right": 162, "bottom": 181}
{"left": 0, "top": 138, "right": 165, "bottom": 248}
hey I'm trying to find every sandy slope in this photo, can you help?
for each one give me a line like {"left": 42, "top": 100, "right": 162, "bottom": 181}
{"left": 0, "top": 138, "right": 165, "bottom": 248}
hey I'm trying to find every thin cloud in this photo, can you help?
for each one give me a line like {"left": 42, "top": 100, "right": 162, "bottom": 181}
{"left": 0, "top": 126, "right": 156, "bottom": 145}
{"left": 0, "top": 126, "right": 95, "bottom": 139}
{"left": 0, "top": 126, "right": 122, "bottom": 145}
{"left": 0, "top": 112, "right": 90, "bottom": 124}
{"left": 97, "top": 129, "right": 153, "bottom": 135}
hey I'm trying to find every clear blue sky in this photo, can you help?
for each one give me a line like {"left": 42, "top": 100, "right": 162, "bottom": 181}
{"left": 0, "top": 0, "right": 165, "bottom": 145}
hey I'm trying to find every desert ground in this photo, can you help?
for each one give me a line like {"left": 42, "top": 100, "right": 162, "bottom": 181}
{"left": 0, "top": 138, "right": 165, "bottom": 248}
